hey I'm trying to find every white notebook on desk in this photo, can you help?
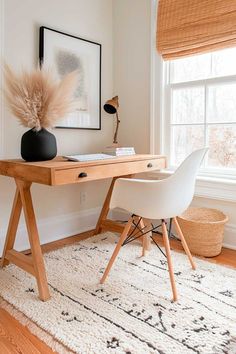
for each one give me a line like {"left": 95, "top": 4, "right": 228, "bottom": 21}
{"left": 64, "top": 153, "right": 117, "bottom": 162}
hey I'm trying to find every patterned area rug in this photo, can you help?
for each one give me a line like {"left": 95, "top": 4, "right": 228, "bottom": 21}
{"left": 0, "top": 232, "right": 235, "bottom": 354}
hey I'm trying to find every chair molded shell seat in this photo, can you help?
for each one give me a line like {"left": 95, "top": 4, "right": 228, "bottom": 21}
{"left": 100, "top": 148, "right": 208, "bottom": 302}
{"left": 110, "top": 148, "right": 208, "bottom": 220}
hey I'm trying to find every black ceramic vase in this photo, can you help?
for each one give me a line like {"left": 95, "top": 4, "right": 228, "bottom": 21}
{"left": 21, "top": 128, "right": 57, "bottom": 162}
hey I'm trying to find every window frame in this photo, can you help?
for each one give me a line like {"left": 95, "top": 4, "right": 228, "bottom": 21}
{"left": 162, "top": 60, "right": 236, "bottom": 181}
{"left": 150, "top": 0, "right": 236, "bottom": 202}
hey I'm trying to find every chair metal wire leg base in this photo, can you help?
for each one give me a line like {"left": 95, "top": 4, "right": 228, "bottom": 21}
{"left": 122, "top": 215, "right": 167, "bottom": 258}
{"left": 100, "top": 215, "right": 158, "bottom": 284}
{"left": 122, "top": 215, "right": 145, "bottom": 245}
{"left": 100, "top": 215, "right": 193, "bottom": 302}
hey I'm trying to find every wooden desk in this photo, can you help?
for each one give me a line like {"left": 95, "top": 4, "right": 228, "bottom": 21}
{"left": 0, "top": 154, "right": 166, "bottom": 301}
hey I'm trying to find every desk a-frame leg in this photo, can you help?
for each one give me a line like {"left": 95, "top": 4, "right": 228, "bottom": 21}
{"left": 0, "top": 188, "right": 22, "bottom": 268}
{"left": 94, "top": 177, "right": 118, "bottom": 235}
{"left": 0, "top": 179, "right": 50, "bottom": 301}
{"left": 94, "top": 175, "right": 134, "bottom": 235}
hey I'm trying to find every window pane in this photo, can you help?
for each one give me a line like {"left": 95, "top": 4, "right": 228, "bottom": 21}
{"left": 212, "top": 47, "right": 236, "bottom": 78}
{"left": 208, "top": 124, "right": 236, "bottom": 168}
{"left": 172, "top": 87, "right": 204, "bottom": 124}
{"left": 207, "top": 84, "right": 236, "bottom": 123}
{"left": 170, "top": 53, "right": 211, "bottom": 83}
{"left": 171, "top": 125, "right": 205, "bottom": 165}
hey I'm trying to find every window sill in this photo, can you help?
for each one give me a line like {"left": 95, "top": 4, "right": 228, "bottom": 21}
{"left": 146, "top": 170, "right": 236, "bottom": 203}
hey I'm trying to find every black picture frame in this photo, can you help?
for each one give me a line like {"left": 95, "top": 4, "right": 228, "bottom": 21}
{"left": 39, "top": 26, "right": 101, "bottom": 130}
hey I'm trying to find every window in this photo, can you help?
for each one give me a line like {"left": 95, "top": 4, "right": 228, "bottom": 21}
{"left": 163, "top": 47, "right": 236, "bottom": 179}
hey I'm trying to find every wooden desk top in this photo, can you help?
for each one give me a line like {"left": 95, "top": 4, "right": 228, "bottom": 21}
{"left": 0, "top": 154, "right": 166, "bottom": 186}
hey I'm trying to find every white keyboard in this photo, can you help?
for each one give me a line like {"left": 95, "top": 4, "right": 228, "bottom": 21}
{"left": 64, "top": 153, "right": 117, "bottom": 162}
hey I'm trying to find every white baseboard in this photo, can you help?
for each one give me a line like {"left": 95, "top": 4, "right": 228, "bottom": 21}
{"left": 0, "top": 207, "right": 101, "bottom": 254}
{"left": 111, "top": 209, "right": 236, "bottom": 250}
{"left": 223, "top": 223, "right": 236, "bottom": 250}
{"left": 0, "top": 206, "right": 234, "bottom": 255}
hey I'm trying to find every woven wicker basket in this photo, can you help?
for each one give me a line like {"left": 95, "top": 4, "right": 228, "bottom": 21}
{"left": 177, "top": 207, "right": 228, "bottom": 257}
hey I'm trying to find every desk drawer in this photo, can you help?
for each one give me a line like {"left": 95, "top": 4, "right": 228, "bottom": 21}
{"left": 53, "top": 158, "right": 165, "bottom": 185}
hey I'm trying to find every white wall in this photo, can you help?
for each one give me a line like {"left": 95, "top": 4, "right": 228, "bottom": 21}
{"left": 0, "top": 0, "right": 114, "bottom": 253}
{"left": 113, "top": 0, "right": 151, "bottom": 153}
{"left": 113, "top": 0, "right": 236, "bottom": 249}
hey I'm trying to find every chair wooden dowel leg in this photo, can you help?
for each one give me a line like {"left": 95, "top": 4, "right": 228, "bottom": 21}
{"left": 100, "top": 218, "right": 133, "bottom": 284}
{"left": 142, "top": 235, "right": 148, "bottom": 257}
{"left": 140, "top": 218, "right": 147, "bottom": 257}
{"left": 143, "top": 218, "right": 152, "bottom": 252}
{"left": 173, "top": 217, "right": 196, "bottom": 270}
{"left": 162, "top": 221, "right": 178, "bottom": 302}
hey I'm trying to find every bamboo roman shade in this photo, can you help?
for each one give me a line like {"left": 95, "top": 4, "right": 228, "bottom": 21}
{"left": 157, "top": 0, "right": 236, "bottom": 60}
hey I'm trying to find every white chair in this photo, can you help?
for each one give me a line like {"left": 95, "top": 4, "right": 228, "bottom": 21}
{"left": 100, "top": 148, "right": 208, "bottom": 301}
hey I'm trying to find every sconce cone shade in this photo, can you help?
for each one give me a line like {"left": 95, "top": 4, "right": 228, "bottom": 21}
{"left": 104, "top": 96, "right": 119, "bottom": 114}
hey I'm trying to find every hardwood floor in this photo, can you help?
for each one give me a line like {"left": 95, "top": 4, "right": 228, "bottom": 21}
{"left": 0, "top": 229, "right": 235, "bottom": 353}
{"left": 0, "top": 307, "right": 55, "bottom": 354}
{"left": 153, "top": 233, "right": 236, "bottom": 268}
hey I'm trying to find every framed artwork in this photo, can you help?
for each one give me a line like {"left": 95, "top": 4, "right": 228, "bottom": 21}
{"left": 39, "top": 26, "right": 101, "bottom": 130}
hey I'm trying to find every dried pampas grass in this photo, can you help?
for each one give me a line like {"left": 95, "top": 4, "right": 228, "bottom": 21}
{"left": 4, "top": 64, "right": 78, "bottom": 131}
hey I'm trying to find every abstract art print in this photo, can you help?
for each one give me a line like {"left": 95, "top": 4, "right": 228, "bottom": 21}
{"left": 39, "top": 26, "right": 101, "bottom": 129}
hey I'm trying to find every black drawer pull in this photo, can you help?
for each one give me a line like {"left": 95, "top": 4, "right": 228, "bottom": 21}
{"left": 147, "top": 163, "right": 153, "bottom": 168}
{"left": 78, "top": 172, "right": 87, "bottom": 178}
